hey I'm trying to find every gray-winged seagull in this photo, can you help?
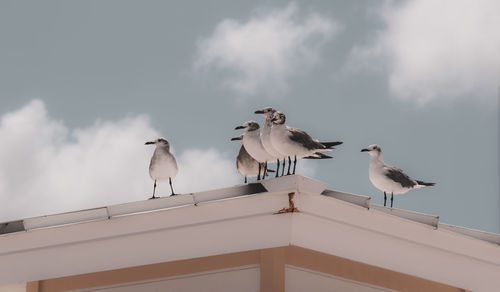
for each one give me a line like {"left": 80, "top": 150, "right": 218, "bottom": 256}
{"left": 270, "top": 111, "right": 342, "bottom": 175}
{"left": 361, "top": 144, "right": 435, "bottom": 207}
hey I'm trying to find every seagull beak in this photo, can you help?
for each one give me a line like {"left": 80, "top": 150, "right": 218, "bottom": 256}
{"left": 235, "top": 125, "right": 245, "bottom": 130}
{"left": 361, "top": 148, "right": 369, "bottom": 152}
{"left": 254, "top": 110, "right": 264, "bottom": 114}
{"left": 231, "top": 136, "right": 242, "bottom": 141}
{"left": 145, "top": 141, "right": 155, "bottom": 145}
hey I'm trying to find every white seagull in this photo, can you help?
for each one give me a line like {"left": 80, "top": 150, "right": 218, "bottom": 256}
{"left": 254, "top": 107, "right": 285, "bottom": 177}
{"left": 236, "top": 145, "right": 261, "bottom": 184}
{"left": 234, "top": 121, "right": 275, "bottom": 180}
{"left": 270, "top": 111, "right": 342, "bottom": 175}
{"left": 361, "top": 144, "right": 435, "bottom": 207}
{"left": 145, "top": 138, "right": 178, "bottom": 199}
{"left": 231, "top": 135, "right": 263, "bottom": 183}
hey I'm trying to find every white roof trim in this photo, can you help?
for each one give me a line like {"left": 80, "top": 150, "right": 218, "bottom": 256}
{"left": 370, "top": 205, "right": 439, "bottom": 228}
{"left": 0, "top": 175, "right": 499, "bottom": 291}
{"left": 322, "top": 189, "right": 371, "bottom": 209}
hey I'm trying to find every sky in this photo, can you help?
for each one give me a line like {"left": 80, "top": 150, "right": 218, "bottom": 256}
{"left": 0, "top": 0, "right": 498, "bottom": 232}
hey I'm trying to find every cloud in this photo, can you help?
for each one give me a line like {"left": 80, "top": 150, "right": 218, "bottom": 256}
{"left": 349, "top": 0, "right": 500, "bottom": 104}
{"left": 0, "top": 100, "right": 240, "bottom": 222}
{"left": 174, "top": 148, "right": 240, "bottom": 194}
{"left": 194, "top": 3, "right": 340, "bottom": 96}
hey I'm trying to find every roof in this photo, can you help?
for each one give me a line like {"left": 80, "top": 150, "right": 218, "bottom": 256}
{"left": 1, "top": 175, "right": 499, "bottom": 291}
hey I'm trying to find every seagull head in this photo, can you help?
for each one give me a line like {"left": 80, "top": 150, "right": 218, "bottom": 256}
{"left": 361, "top": 144, "right": 381, "bottom": 156}
{"left": 254, "top": 107, "right": 277, "bottom": 119}
{"left": 145, "top": 138, "right": 170, "bottom": 149}
{"left": 270, "top": 111, "right": 286, "bottom": 125}
{"left": 234, "top": 120, "right": 260, "bottom": 132}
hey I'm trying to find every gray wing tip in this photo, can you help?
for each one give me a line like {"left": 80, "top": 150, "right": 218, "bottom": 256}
{"left": 416, "top": 180, "right": 435, "bottom": 186}
{"left": 304, "top": 152, "right": 333, "bottom": 159}
{"left": 320, "top": 141, "right": 343, "bottom": 149}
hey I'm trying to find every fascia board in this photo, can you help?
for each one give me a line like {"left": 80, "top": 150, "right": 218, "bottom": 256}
{"left": 290, "top": 212, "right": 500, "bottom": 292}
{"left": 0, "top": 190, "right": 290, "bottom": 257}
{"left": 294, "top": 192, "right": 500, "bottom": 266}
{"left": 0, "top": 213, "right": 291, "bottom": 285}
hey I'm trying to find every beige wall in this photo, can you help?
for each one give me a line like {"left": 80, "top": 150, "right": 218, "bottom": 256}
{"left": 79, "top": 266, "right": 260, "bottom": 292}
{"left": 285, "top": 266, "right": 394, "bottom": 292}
{"left": 27, "top": 246, "right": 466, "bottom": 292}
{"left": 0, "top": 283, "right": 26, "bottom": 292}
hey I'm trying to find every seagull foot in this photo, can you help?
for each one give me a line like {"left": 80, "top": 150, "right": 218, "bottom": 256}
{"left": 148, "top": 196, "right": 159, "bottom": 200}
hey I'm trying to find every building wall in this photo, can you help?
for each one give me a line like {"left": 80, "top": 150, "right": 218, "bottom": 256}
{"left": 26, "top": 246, "right": 465, "bottom": 292}
{"left": 79, "top": 266, "right": 260, "bottom": 292}
{"left": 0, "top": 283, "right": 26, "bottom": 292}
{"left": 285, "top": 266, "right": 394, "bottom": 292}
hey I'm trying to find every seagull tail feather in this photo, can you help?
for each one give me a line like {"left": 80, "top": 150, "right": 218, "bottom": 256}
{"left": 416, "top": 180, "right": 435, "bottom": 186}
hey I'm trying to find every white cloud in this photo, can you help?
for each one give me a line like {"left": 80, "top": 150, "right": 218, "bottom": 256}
{"left": 0, "top": 100, "right": 240, "bottom": 222}
{"left": 350, "top": 0, "right": 500, "bottom": 104}
{"left": 174, "top": 148, "right": 240, "bottom": 194}
{"left": 195, "top": 3, "right": 339, "bottom": 96}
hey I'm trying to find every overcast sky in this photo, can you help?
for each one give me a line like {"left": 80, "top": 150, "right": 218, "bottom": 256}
{"left": 0, "top": 0, "right": 498, "bottom": 232}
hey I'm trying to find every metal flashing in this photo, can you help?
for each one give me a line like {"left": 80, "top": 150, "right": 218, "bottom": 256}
{"left": 260, "top": 175, "right": 328, "bottom": 194}
{"left": 193, "top": 182, "right": 267, "bottom": 204}
{"left": 23, "top": 207, "right": 108, "bottom": 230}
{"left": 439, "top": 223, "right": 500, "bottom": 246}
{"left": 107, "top": 194, "right": 195, "bottom": 217}
{"left": 321, "top": 189, "right": 371, "bottom": 209}
{"left": 0, "top": 220, "right": 25, "bottom": 235}
{"left": 370, "top": 205, "right": 439, "bottom": 228}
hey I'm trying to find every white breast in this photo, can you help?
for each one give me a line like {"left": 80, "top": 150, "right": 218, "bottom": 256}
{"left": 149, "top": 149, "right": 178, "bottom": 181}
{"left": 270, "top": 124, "right": 290, "bottom": 156}
{"left": 261, "top": 122, "right": 283, "bottom": 159}
{"left": 242, "top": 132, "right": 274, "bottom": 163}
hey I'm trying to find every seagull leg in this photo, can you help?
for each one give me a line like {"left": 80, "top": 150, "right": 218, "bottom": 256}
{"left": 149, "top": 180, "right": 157, "bottom": 200}
{"left": 263, "top": 162, "right": 268, "bottom": 180}
{"left": 383, "top": 192, "right": 387, "bottom": 206}
{"left": 287, "top": 156, "right": 291, "bottom": 175}
{"left": 169, "top": 177, "right": 176, "bottom": 196}
{"left": 281, "top": 159, "right": 286, "bottom": 176}
{"left": 245, "top": 176, "right": 247, "bottom": 184}
{"left": 257, "top": 163, "right": 262, "bottom": 180}
{"left": 292, "top": 155, "right": 297, "bottom": 174}
{"left": 275, "top": 159, "right": 280, "bottom": 177}
{"left": 391, "top": 192, "right": 394, "bottom": 208}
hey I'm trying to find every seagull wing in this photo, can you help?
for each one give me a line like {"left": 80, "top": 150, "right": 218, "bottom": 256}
{"left": 288, "top": 127, "right": 325, "bottom": 150}
{"left": 384, "top": 166, "right": 417, "bottom": 188}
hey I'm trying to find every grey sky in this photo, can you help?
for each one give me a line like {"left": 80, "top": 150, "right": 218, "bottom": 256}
{"left": 0, "top": 0, "right": 498, "bottom": 232}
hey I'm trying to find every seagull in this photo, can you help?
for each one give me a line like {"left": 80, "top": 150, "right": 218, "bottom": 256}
{"left": 145, "top": 138, "right": 178, "bottom": 199}
{"left": 254, "top": 107, "right": 285, "bottom": 177}
{"left": 234, "top": 121, "right": 276, "bottom": 180}
{"left": 232, "top": 135, "right": 275, "bottom": 183}
{"left": 236, "top": 145, "right": 260, "bottom": 184}
{"left": 270, "top": 111, "right": 343, "bottom": 175}
{"left": 361, "top": 144, "right": 435, "bottom": 208}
